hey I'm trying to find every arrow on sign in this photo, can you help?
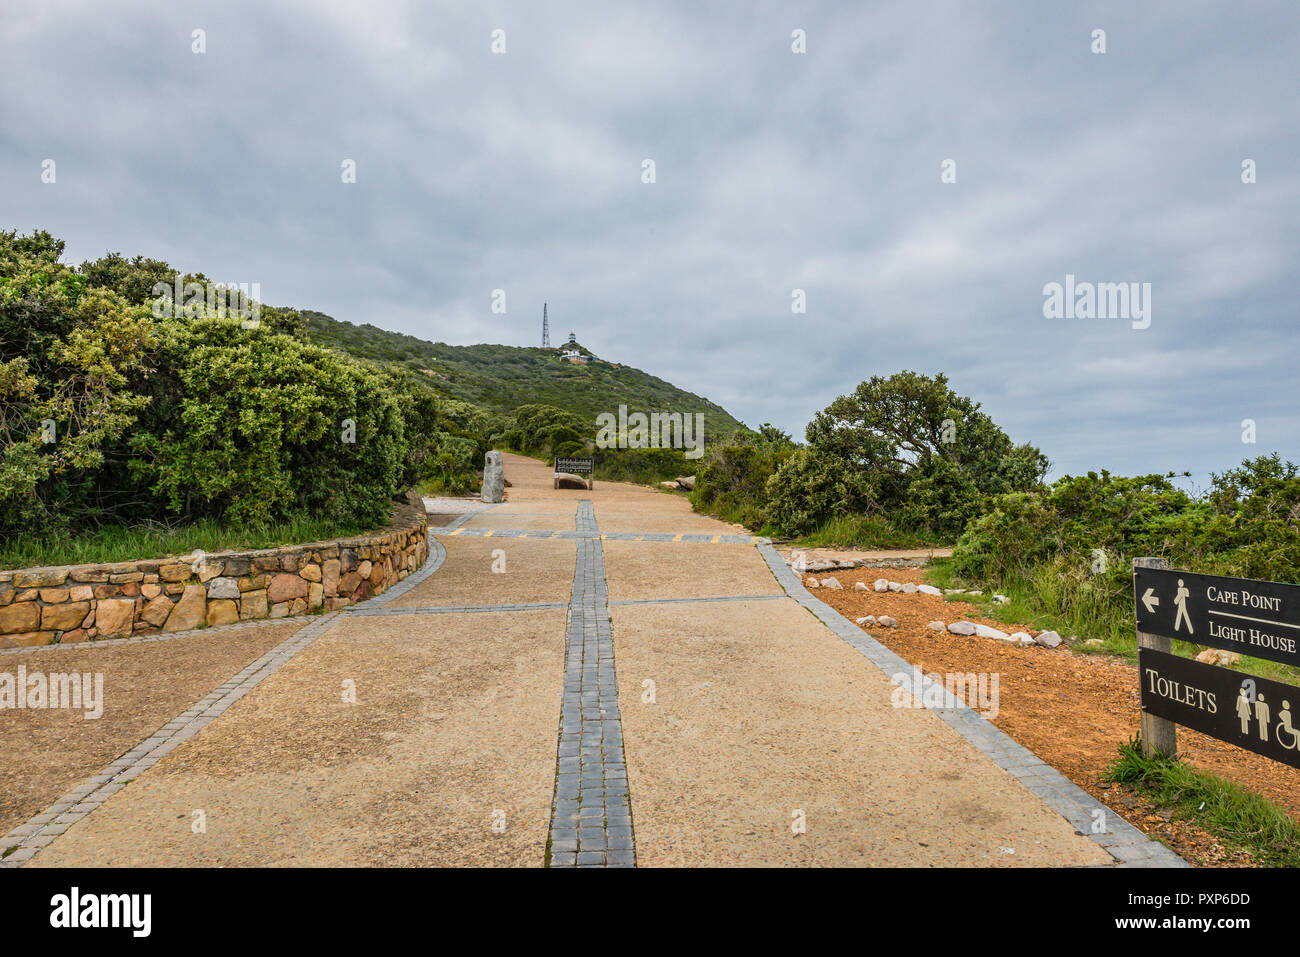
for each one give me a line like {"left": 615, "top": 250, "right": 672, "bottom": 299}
{"left": 1142, "top": 587, "right": 1160, "bottom": 614}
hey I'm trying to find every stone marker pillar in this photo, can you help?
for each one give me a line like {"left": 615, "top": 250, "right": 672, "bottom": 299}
{"left": 481, "top": 450, "right": 505, "bottom": 503}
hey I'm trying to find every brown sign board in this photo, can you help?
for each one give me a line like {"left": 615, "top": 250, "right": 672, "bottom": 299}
{"left": 1138, "top": 647, "right": 1300, "bottom": 769}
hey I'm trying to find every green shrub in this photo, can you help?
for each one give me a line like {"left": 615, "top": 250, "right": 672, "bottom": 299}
{"left": 0, "top": 228, "right": 454, "bottom": 541}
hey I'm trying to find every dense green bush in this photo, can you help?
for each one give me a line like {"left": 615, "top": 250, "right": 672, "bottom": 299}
{"left": 950, "top": 460, "right": 1300, "bottom": 621}
{"left": 593, "top": 446, "right": 693, "bottom": 485}
{"left": 0, "top": 229, "right": 464, "bottom": 545}
{"left": 689, "top": 425, "right": 795, "bottom": 529}
{"left": 768, "top": 371, "right": 1046, "bottom": 539}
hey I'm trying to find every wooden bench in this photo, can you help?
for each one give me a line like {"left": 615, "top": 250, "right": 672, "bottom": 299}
{"left": 554, "top": 456, "right": 594, "bottom": 490}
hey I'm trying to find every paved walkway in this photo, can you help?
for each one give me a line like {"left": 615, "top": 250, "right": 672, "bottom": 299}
{"left": 1, "top": 452, "right": 1182, "bottom": 868}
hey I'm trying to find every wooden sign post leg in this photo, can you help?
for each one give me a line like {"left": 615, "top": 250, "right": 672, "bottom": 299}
{"left": 1135, "top": 556, "right": 1178, "bottom": 759}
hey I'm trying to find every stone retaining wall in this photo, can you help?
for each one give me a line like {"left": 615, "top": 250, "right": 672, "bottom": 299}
{"left": 0, "top": 503, "right": 428, "bottom": 648}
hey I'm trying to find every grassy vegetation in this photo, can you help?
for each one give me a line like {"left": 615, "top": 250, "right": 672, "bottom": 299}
{"left": 0, "top": 517, "right": 370, "bottom": 570}
{"left": 301, "top": 310, "right": 744, "bottom": 438}
{"left": 786, "top": 513, "right": 949, "bottom": 550}
{"left": 924, "top": 557, "right": 1300, "bottom": 687}
{"left": 1106, "top": 737, "right": 1300, "bottom": 867}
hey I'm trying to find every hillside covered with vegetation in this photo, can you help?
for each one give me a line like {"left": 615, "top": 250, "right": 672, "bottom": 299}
{"left": 300, "top": 310, "right": 743, "bottom": 439}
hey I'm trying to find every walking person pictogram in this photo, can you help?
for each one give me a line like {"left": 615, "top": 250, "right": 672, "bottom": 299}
{"left": 1173, "top": 578, "right": 1193, "bottom": 634}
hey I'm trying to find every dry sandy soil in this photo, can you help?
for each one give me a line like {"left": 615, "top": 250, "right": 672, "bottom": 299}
{"left": 811, "top": 566, "right": 1300, "bottom": 867}
{"left": 0, "top": 623, "right": 302, "bottom": 835}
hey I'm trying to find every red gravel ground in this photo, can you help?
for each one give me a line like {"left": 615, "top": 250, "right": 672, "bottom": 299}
{"left": 811, "top": 566, "right": 1300, "bottom": 867}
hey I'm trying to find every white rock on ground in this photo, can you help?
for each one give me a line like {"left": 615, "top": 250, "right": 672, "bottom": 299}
{"left": 993, "top": 594, "right": 1010, "bottom": 605}
{"left": 887, "top": 581, "right": 903, "bottom": 592}
{"left": 1009, "top": 632, "right": 1035, "bottom": 647}
{"left": 918, "top": 584, "right": 943, "bottom": 596}
{"left": 943, "top": 588, "right": 966, "bottom": 594}
{"left": 927, "top": 620, "right": 946, "bottom": 632}
{"left": 947, "top": 621, "right": 977, "bottom": 636}
{"left": 821, "top": 578, "right": 842, "bottom": 589}
{"left": 854, "top": 582, "right": 868, "bottom": 591}
{"left": 973, "top": 624, "right": 1011, "bottom": 640}
{"left": 901, "top": 582, "right": 918, "bottom": 594}
{"left": 877, "top": 615, "right": 898, "bottom": 628}
{"left": 1196, "top": 648, "right": 1240, "bottom": 666}
{"left": 856, "top": 616, "right": 876, "bottom": 625}
{"left": 805, "top": 578, "right": 819, "bottom": 588}
{"left": 967, "top": 590, "right": 983, "bottom": 596}
{"left": 874, "top": 579, "right": 889, "bottom": 592}
{"left": 1033, "top": 630, "right": 1062, "bottom": 648}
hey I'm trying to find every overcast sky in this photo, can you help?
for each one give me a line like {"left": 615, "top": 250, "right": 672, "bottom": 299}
{"left": 3, "top": 0, "right": 1296, "bottom": 485}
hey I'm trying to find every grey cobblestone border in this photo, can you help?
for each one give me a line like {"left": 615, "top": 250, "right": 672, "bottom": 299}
{"left": 547, "top": 501, "right": 635, "bottom": 868}
{"left": 756, "top": 542, "right": 1187, "bottom": 869}
{"left": 0, "top": 610, "right": 346, "bottom": 867}
{"left": 0, "top": 614, "right": 317, "bottom": 656}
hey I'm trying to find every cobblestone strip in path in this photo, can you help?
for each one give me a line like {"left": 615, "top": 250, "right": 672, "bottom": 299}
{"left": 0, "top": 611, "right": 344, "bottom": 866}
{"left": 757, "top": 542, "right": 1187, "bottom": 869}
{"left": 547, "top": 501, "right": 634, "bottom": 867}
{"left": 0, "top": 615, "right": 316, "bottom": 657}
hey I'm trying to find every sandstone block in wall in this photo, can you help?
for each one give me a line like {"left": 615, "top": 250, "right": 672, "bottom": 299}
{"left": 267, "top": 574, "right": 309, "bottom": 603}
{"left": 240, "top": 590, "right": 268, "bottom": 619}
{"left": 158, "top": 563, "right": 193, "bottom": 582}
{"left": 322, "top": 559, "right": 340, "bottom": 596}
{"left": 142, "top": 594, "right": 174, "bottom": 627}
{"left": 207, "top": 599, "right": 239, "bottom": 626}
{"left": 41, "top": 601, "right": 91, "bottom": 631}
{"left": 0, "top": 631, "right": 55, "bottom": 648}
{"left": 14, "top": 567, "right": 70, "bottom": 588}
{"left": 163, "top": 585, "right": 206, "bottom": 632}
{"left": 0, "top": 602, "right": 41, "bottom": 634}
{"left": 96, "top": 598, "right": 136, "bottom": 637}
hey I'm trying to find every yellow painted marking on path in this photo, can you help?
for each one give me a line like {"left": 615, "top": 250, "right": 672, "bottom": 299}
{"left": 711, "top": 535, "right": 720, "bottom": 544}
{"left": 483, "top": 529, "right": 495, "bottom": 537}
{"left": 673, "top": 533, "right": 683, "bottom": 542}
{"left": 449, "top": 528, "right": 465, "bottom": 536}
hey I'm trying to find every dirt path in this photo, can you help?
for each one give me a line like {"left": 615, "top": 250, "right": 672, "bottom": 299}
{"left": 4, "top": 452, "right": 1182, "bottom": 868}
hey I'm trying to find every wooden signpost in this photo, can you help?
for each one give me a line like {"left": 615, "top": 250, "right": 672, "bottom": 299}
{"left": 1133, "top": 557, "right": 1300, "bottom": 768}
